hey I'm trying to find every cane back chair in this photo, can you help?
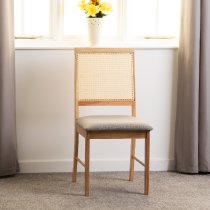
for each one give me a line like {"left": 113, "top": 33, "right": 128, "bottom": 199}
{"left": 72, "top": 48, "right": 153, "bottom": 196}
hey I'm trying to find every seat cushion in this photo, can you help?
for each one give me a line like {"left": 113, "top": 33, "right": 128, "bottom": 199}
{"left": 77, "top": 115, "right": 153, "bottom": 131}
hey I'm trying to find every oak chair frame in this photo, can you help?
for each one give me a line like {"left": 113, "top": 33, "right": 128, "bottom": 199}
{"left": 72, "top": 48, "right": 150, "bottom": 196}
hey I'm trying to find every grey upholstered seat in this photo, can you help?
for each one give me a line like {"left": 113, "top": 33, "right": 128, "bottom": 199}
{"left": 77, "top": 115, "right": 153, "bottom": 131}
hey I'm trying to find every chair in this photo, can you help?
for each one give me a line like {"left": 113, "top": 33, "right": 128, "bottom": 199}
{"left": 72, "top": 48, "right": 153, "bottom": 196}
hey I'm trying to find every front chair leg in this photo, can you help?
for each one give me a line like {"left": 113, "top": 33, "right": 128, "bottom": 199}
{"left": 129, "top": 138, "right": 136, "bottom": 181}
{"left": 144, "top": 132, "right": 150, "bottom": 195}
{"left": 85, "top": 137, "right": 90, "bottom": 196}
{"left": 72, "top": 131, "right": 79, "bottom": 182}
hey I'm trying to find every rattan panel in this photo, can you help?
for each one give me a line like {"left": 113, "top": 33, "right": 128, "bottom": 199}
{"left": 76, "top": 53, "right": 134, "bottom": 101}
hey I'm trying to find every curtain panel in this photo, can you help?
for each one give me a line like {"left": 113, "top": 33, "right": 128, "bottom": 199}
{"left": 175, "top": 0, "right": 210, "bottom": 173}
{"left": 0, "top": 0, "right": 19, "bottom": 177}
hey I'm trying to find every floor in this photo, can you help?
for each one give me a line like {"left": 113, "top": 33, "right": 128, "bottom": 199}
{"left": 0, "top": 172, "right": 210, "bottom": 210}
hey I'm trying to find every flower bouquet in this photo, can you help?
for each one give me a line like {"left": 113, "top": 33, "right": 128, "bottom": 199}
{"left": 79, "top": 0, "right": 112, "bottom": 18}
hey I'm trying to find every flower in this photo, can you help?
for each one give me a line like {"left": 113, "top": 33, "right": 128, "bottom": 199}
{"left": 100, "top": 2, "right": 112, "bottom": 12}
{"left": 86, "top": 4, "right": 99, "bottom": 17}
{"left": 78, "top": 0, "right": 87, "bottom": 10}
{"left": 78, "top": 0, "right": 112, "bottom": 18}
{"left": 91, "top": 0, "right": 100, "bottom": 5}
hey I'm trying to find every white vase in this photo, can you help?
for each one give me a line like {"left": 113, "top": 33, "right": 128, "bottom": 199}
{"left": 87, "top": 18, "right": 103, "bottom": 46}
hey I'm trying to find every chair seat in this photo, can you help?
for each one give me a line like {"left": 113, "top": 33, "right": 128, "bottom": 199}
{"left": 77, "top": 115, "right": 153, "bottom": 132}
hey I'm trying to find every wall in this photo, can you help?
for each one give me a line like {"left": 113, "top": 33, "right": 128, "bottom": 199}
{"left": 15, "top": 48, "right": 178, "bottom": 173}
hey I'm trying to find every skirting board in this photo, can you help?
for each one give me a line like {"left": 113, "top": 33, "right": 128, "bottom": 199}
{"left": 19, "top": 158, "right": 175, "bottom": 173}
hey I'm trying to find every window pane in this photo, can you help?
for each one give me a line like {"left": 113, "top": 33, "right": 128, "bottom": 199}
{"left": 64, "top": 0, "right": 118, "bottom": 37}
{"left": 64, "top": 0, "right": 86, "bottom": 36}
{"left": 126, "top": 0, "right": 157, "bottom": 37}
{"left": 14, "top": 0, "right": 50, "bottom": 36}
{"left": 126, "top": 0, "right": 180, "bottom": 38}
{"left": 102, "top": 0, "right": 118, "bottom": 36}
{"left": 23, "top": 0, "right": 50, "bottom": 36}
{"left": 14, "top": 0, "right": 23, "bottom": 36}
{"left": 158, "top": 0, "right": 181, "bottom": 37}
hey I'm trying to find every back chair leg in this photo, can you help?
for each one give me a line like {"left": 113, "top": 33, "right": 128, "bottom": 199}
{"left": 129, "top": 138, "right": 136, "bottom": 181}
{"left": 85, "top": 137, "right": 90, "bottom": 196}
{"left": 72, "top": 131, "right": 79, "bottom": 182}
{"left": 144, "top": 132, "right": 150, "bottom": 195}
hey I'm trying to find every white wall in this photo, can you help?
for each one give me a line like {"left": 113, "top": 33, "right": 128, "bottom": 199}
{"left": 15, "top": 48, "right": 178, "bottom": 173}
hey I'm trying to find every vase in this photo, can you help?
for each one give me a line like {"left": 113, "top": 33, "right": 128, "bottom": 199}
{"left": 87, "top": 18, "right": 103, "bottom": 46}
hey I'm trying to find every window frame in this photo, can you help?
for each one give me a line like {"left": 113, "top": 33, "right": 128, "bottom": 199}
{"left": 14, "top": 0, "right": 180, "bottom": 48}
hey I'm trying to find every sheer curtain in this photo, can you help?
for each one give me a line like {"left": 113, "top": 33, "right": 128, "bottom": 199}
{"left": 0, "top": 0, "right": 19, "bottom": 177}
{"left": 175, "top": 0, "right": 210, "bottom": 173}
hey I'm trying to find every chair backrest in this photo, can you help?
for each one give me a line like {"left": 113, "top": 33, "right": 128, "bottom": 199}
{"left": 74, "top": 48, "right": 136, "bottom": 117}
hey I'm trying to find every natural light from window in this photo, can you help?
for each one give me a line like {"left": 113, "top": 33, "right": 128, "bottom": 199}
{"left": 15, "top": 0, "right": 50, "bottom": 37}
{"left": 126, "top": 0, "right": 180, "bottom": 38}
{"left": 14, "top": 0, "right": 181, "bottom": 46}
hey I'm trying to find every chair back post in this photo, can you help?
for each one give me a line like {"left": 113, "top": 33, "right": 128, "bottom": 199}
{"left": 132, "top": 49, "right": 136, "bottom": 117}
{"left": 74, "top": 51, "right": 79, "bottom": 121}
{"left": 132, "top": 103, "right": 136, "bottom": 117}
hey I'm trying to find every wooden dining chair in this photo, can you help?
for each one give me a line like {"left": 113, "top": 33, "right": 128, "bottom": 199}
{"left": 72, "top": 48, "right": 153, "bottom": 196}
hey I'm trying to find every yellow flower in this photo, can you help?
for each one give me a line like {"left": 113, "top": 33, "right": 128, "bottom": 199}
{"left": 100, "top": 2, "right": 112, "bottom": 12}
{"left": 78, "top": 0, "right": 87, "bottom": 10}
{"left": 86, "top": 4, "right": 99, "bottom": 17}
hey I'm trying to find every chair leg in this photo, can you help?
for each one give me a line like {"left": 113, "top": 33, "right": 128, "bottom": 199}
{"left": 85, "top": 137, "right": 90, "bottom": 196}
{"left": 144, "top": 132, "right": 150, "bottom": 195}
{"left": 129, "top": 138, "right": 136, "bottom": 181}
{"left": 72, "top": 131, "right": 79, "bottom": 182}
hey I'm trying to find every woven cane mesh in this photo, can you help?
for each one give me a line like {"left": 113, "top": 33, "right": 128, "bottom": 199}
{"left": 76, "top": 52, "right": 134, "bottom": 101}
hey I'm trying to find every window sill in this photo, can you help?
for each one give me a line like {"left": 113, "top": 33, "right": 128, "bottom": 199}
{"left": 15, "top": 39, "right": 179, "bottom": 50}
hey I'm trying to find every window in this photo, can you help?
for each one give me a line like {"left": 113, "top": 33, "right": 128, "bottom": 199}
{"left": 14, "top": 0, "right": 180, "bottom": 45}
{"left": 126, "top": 0, "right": 180, "bottom": 39}
{"left": 14, "top": 0, "right": 51, "bottom": 37}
